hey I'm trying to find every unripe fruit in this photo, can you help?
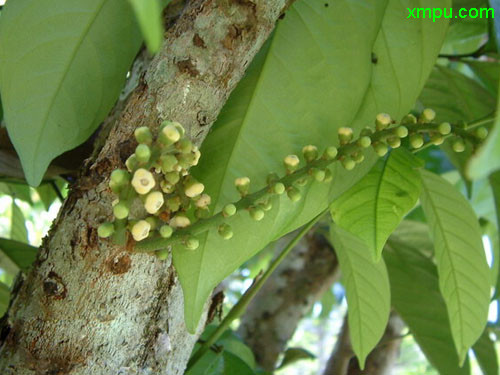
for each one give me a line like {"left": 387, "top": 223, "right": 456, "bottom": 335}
{"left": 165, "top": 196, "right": 181, "bottom": 212}
{"left": 131, "top": 220, "right": 151, "bottom": 241}
{"left": 323, "top": 146, "right": 338, "bottom": 160}
{"left": 476, "top": 127, "right": 488, "bottom": 139}
{"left": 110, "top": 169, "right": 130, "bottom": 187}
{"left": 401, "top": 114, "right": 417, "bottom": 125}
{"left": 126, "top": 154, "right": 139, "bottom": 172}
{"left": 184, "top": 177, "right": 205, "bottom": 198}
{"left": 302, "top": 145, "right": 319, "bottom": 162}
{"left": 160, "top": 181, "right": 175, "bottom": 194}
{"left": 113, "top": 201, "right": 129, "bottom": 219}
{"left": 373, "top": 142, "right": 388, "bottom": 157}
{"left": 284, "top": 155, "right": 300, "bottom": 172}
{"left": 421, "top": 108, "right": 436, "bottom": 123}
{"left": 260, "top": 200, "right": 272, "bottom": 211}
{"left": 287, "top": 187, "right": 301, "bottom": 202}
{"left": 338, "top": 127, "right": 354, "bottom": 145}
{"left": 161, "top": 154, "right": 178, "bottom": 173}
{"left": 272, "top": 182, "right": 285, "bottom": 195}
{"left": 145, "top": 216, "right": 159, "bottom": 230}
{"left": 195, "top": 194, "right": 211, "bottom": 209}
{"left": 134, "top": 126, "right": 153, "bottom": 144}
{"left": 312, "top": 168, "right": 325, "bottom": 182}
{"left": 430, "top": 134, "right": 444, "bottom": 145}
{"left": 342, "top": 157, "right": 355, "bottom": 170}
{"left": 375, "top": 113, "right": 391, "bottom": 130}
{"left": 324, "top": 168, "right": 333, "bottom": 182}
{"left": 249, "top": 207, "right": 265, "bottom": 221}
{"left": 352, "top": 152, "right": 364, "bottom": 164}
{"left": 235, "top": 177, "right": 250, "bottom": 196}
{"left": 218, "top": 223, "right": 233, "bottom": 240}
{"left": 452, "top": 139, "right": 465, "bottom": 153}
{"left": 164, "top": 171, "right": 180, "bottom": 185}
{"left": 135, "top": 144, "right": 151, "bottom": 163}
{"left": 144, "top": 191, "right": 164, "bottom": 214}
{"left": 177, "top": 153, "right": 197, "bottom": 169}
{"left": 132, "top": 168, "right": 156, "bottom": 195}
{"left": 409, "top": 134, "right": 424, "bottom": 149}
{"left": 184, "top": 237, "right": 199, "bottom": 250}
{"left": 98, "top": 222, "right": 114, "bottom": 238}
{"left": 170, "top": 215, "right": 191, "bottom": 228}
{"left": 387, "top": 136, "right": 401, "bottom": 148}
{"left": 159, "top": 124, "right": 181, "bottom": 145}
{"left": 395, "top": 126, "right": 408, "bottom": 138}
{"left": 358, "top": 136, "right": 372, "bottom": 148}
{"left": 176, "top": 138, "right": 193, "bottom": 153}
{"left": 223, "top": 203, "right": 237, "bottom": 217}
{"left": 438, "top": 122, "right": 451, "bottom": 135}
{"left": 159, "top": 225, "right": 173, "bottom": 239}
{"left": 156, "top": 249, "right": 169, "bottom": 260}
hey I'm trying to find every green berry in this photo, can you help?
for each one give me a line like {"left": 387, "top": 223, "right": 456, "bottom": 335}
{"left": 260, "top": 200, "right": 273, "bottom": 211}
{"left": 125, "top": 154, "right": 139, "bottom": 172}
{"left": 165, "top": 196, "right": 181, "bottom": 212}
{"left": 438, "top": 122, "right": 451, "bottom": 135}
{"left": 313, "top": 169, "right": 325, "bottom": 182}
{"left": 409, "top": 134, "right": 424, "bottom": 149}
{"left": 395, "top": 126, "right": 408, "bottom": 138}
{"left": 249, "top": 207, "right": 265, "bottom": 221}
{"left": 341, "top": 157, "right": 356, "bottom": 170}
{"left": 165, "top": 171, "right": 180, "bottom": 185}
{"left": 184, "top": 237, "right": 199, "bottom": 250}
{"left": 302, "top": 145, "right": 319, "bottom": 162}
{"left": 373, "top": 142, "right": 388, "bottom": 157}
{"left": 375, "top": 113, "right": 391, "bottom": 130}
{"left": 452, "top": 139, "right": 465, "bottom": 153}
{"left": 159, "top": 225, "right": 173, "bottom": 239}
{"left": 113, "top": 201, "right": 129, "bottom": 219}
{"left": 475, "top": 127, "right": 488, "bottom": 139}
{"left": 161, "top": 154, "right": 178, "bottom": 173}
{"left": 421, "top": 108, "right": 436, "bottom": 123}
{"left": 323, "top": 146, "right": 338, "bottom": 160}
{"left": 358, "top": 136, "right": 372, "bottom": 148}
{"left": 401, "top": 114, "right": 417, "bottom": 125}
{"left": 430, "top": 134, "right": 444, "bottom": 145}
{"left": 287, "top": 187, "right": 301, "bottom": 202}
{"left": 352, "top": 152, "right": 364, "bottom": 164}
{"left": 272, "top": 182, "right": 285, "bottom": 195}
{"left": 135, "top": 144, "right": 151, "bottom": 163}
{"left": 110, "top": 169, "right": 130, "bottom": 188}
{"left": 338, "top": 127, "right": 354, "bottom": 145}
{"left": 176, "top": 138, "right": 193, "bottom": 153}
{"left": 223, "top": 203, "right": 237, "bottom": 217}
{"left": 98, "top": 222, "right": 115, "bottom": 238}
{"left": 134, "top": 126, "right": 153, "bottom": 144}
{"left": 218, "top": 224, "right": 233, "bottom": 240}
{"left": 156, "top": 249, "right": 169, "bottom": 260}
{"left": 324, "top": 168, "right": 333, "bottom": 182}
{"left": 387, "top": 136, "right": 401, "bottom": 148}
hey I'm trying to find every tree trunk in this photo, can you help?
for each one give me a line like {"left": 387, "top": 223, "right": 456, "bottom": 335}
{"left": 238, "top": 231, "right": 339, "bottom": 371}
{"left": 0, "top": 1, "right": 289, "bottom": 373}
{"left": 323, "top": 313, "right": 405, "bottom": 375}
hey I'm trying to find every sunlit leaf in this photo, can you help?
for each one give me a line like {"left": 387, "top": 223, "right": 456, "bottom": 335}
{"left": 0, "top": 237, "right": 38, "bottom": 272}
{"left": 10, "top": 200, "right": 27, "bottom": 243}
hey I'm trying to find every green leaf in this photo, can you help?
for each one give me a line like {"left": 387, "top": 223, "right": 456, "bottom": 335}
{"left": 176, "top": 0, "right": 451, "bottom": 333}
{"left": 418, "top": 66, "right": 496, "bottom": 185}
{"left": 489, "top": 171, "right": 500, "bottom": 298}
{"left": 384, "top": 221, "right": 471, "bottom": 375}
{"left": 0, "top": 282, "right": 10, "bottom": 316}
{"left": 465, "top": 60, "right": 500, "bottom": 96}
{"left": 472, "top": 329, "right": 499, "bottom": 375}
{"left": 330, "top": 149, "right": 423, "bottom": 260}
{"left": 329, "top": 223, "right": 390, "bottom": 368}
{"left": 10, "top": 200, "right": 27, "bottom": 243}
{"left": 222, "top": 352, "right": 255, "bottom": 375}
{"left": 0, "top": 0, "right": 142, "bottom": 186}
{"left": 277, "top": 347, "right": 315, "bottom": 370}
{"left": 419, "top": 169, "right": 490, "bottom": 363}
{"left": 0, "top": 182, "right": 32, "bottom": 204}
{"left": 0, "top": 237, "right": 38, "bottom": 272}
{"left": 128, "top": 0, "right": 166, "bottom": 53}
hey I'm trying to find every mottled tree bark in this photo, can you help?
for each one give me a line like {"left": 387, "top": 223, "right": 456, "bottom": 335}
{"left": 323, "top": 313, "right": 405, "bottom": 375}
{"left": 0, "top": 1, "right": 289, "bottom": 373}
{"left": 238, "top": 232, "right": 339, "bottom": 371}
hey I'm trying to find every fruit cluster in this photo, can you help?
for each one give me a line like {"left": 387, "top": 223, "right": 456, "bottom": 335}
{"left": 99, "top": 110, "right": 488, "bottom": 256}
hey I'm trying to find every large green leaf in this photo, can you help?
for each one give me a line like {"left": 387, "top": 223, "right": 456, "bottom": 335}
{"left": 419, "top": 169, "right": 490, "bottom": 363}
{"left": 176, "top": 0, "right": 451, "bottom": 332}
{"left": 331, "top": 149, "right": 422, "bottom": 260}
{"left": 0, "top": 237, "right": 38, "bottom": 272}
{"left": 10, "top": 200, "right": 27, "bottom": 243}
{"left": 384, "top": 221, "right": 470, "bottom": 375}
{"left": 329, "top": 223, "right": 390, "bottom": 368}
{"left": 490, "top": 171, "right": 500, "bottom": 298}
{"left": 472, "top": 329, "right": 499, "bottom": 375}
{"left": 0, "top": 0, "right": 142, "bottom": 186}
